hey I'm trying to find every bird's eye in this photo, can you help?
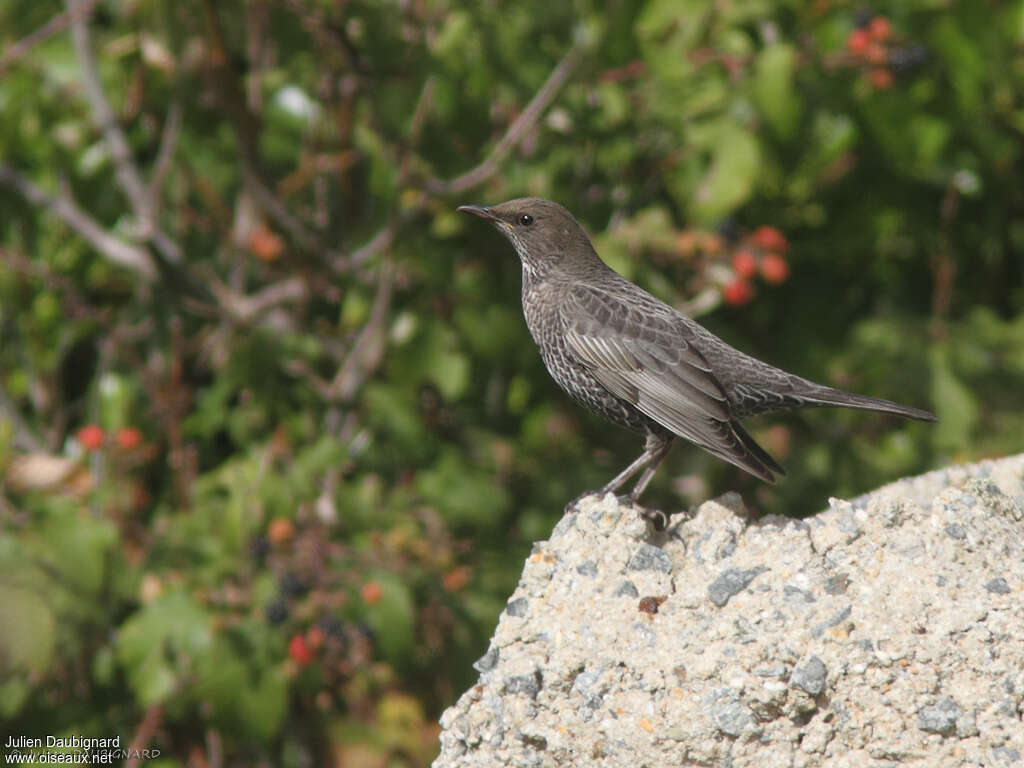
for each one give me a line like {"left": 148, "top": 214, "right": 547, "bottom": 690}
{"left": 519, "top": 214, "right": 534, "bottom": 226}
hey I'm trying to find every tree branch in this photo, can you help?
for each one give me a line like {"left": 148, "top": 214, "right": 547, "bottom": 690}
{"left": 0, "top": 165, "right": 157, "bottom": 279}
{"left": 66, "top": 0, "right": 152, "bottom": 226}
{"left": 426, "top": 42, "right": 584, "bottom": 196}
{"left": 66, "top": 0, "right": 184, "bottom": 265}
{"left": 206, "top": 276, "right": 309, "bottom": 325}
{"left": 125, "top": 705, "right": 163, "bottom": 768}
{"left": 288, "top": 261, "right": 395, "bottom": 401}
{"left": 0, "top": 0, "right": 100, "bottom": 76}
{"left": 0, "top": 384, "right": 43, "bottom": 453}
{"left": 149, "top": 100, "right": 182, "bottom": 202}
{"left": 326, "top": 259, "right": 394, "bottom": 401}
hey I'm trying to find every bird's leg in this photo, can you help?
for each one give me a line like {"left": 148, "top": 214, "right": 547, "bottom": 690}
{"left": 622, "top": 435, "right": 673, "bottom": 530}
{"left": 599, "top": 432, "right": 674, "bottom": 498}
{"left": 568, "top": 434, "right": 673, "bottom": 519}
{"left": 599, "top": 448, "right": 657, "bottom": 496}
{"left": 628, "top": 439, "right": 672, "bottom": 503}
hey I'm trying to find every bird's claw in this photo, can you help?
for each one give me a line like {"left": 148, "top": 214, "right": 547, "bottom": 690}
{"left": 612, "top": 495, "right": 669, "bottom": 531}
{"left": 638, "top": 505, "right": 669, "bottom": 532}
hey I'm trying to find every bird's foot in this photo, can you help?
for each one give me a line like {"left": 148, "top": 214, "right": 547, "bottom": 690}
{"left": 638, "top": 505, "right": 669, "bottom": 532}
{"left": 613, "top": 495, "right": 669, "bottom": 532}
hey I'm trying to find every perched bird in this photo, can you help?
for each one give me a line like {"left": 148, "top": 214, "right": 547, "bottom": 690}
{"left": 458, "top": 198, "right": 935, "bottom": 505}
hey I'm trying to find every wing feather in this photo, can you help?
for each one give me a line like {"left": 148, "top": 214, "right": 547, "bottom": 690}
{"left": 562, "top": 285, "right": 783, "bottom": 482}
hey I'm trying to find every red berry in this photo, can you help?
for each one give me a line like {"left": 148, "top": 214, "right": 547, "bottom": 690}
{"left": 868, "top": 16, "right": 891, "bottom": 42}
{"left": 732, "top": 250, "right": 758, "bottom": 280}
{"left": 722, "top": 279, "right": 754, "bottom": 306}
{"left": 750, "top": 226, "right": 789, "bottom": 254}
{"left": 869, "top": 68, "right": 893, "bottom": 89}
{"left": 289, "top": 634, "right": 314, "bottom": 667}
{"left": 442, "top": 566, "right": 471, "bottom": 592}
{"left": 76, "top": 425, "right": 105, "bottom": 451}
{"left": 847, "top": 29, "right": 870, "bottom": 57}
{"left": 267, "top": 517, "right": 295, "bottom": 546}
{"left": 115, "top": 427, "right": 143, "bottom": 450}
{"left": 760, "top": 253, "right": 790, "bottom": 284}
{"left": 361, "top": 581, "right": 383, "bottom": 605}
{"left": 305, "top": 625, "right": 325, "bottom": 651}
{"left": 864, "top": 42, "right": 887, "bottom": 65}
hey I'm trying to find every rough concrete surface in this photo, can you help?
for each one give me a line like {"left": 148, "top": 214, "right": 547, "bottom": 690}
{"left": 434, "top": 455, "right": 1024, "bottom": 767}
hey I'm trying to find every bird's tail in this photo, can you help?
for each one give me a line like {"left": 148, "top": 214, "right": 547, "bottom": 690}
{"left": 797, "top": 385, "right": 936, "bottom": 422}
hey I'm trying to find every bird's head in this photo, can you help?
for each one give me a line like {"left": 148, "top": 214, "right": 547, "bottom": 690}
{"left": 458, "top": 197, "right": 601, "bottom": 278}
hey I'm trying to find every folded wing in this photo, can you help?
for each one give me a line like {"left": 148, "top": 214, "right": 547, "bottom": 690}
{"left": 562, "top": 285, "right": 785, "bottom": 482}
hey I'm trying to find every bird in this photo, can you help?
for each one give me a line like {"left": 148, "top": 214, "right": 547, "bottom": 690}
{"left": 458, "top": 197, "right": 935, "bottom": 507}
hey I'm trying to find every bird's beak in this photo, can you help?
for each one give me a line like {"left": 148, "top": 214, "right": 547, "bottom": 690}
{"left": 457, "top": 204, "right": 498, "bottom": 222}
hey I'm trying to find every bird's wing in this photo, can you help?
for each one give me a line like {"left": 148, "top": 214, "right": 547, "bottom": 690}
{"left": 562, "top": 284, "right": 784, "bottom": 482}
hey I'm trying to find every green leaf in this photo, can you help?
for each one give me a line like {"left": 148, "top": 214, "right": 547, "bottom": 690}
{"left": 39, "top": 509, "right": 118, "bottom": 598}
{"left": 415, "top": 448, "right": 510, "bottom": 527}
{"left": 636, "top": 0, "right": 711, "bottom": 88}
{"left": 133, "top": 649, "right": 177, "bottom": 707}
{"left": 362, "top": 572, "right": 415, "bottom": 668}
{"left": 753, "top": 44, "right": 801, "bottom": 138}
{"left": 117, "top": 591, "right": 213, "bottom": 706}
{"left": 0, "top": 584, "right": 56, "bottom": 676}
{"left": 930, "top": 345, "right": 979, "bottom": 453}
{"left": 0, "top": 678, "right": 31, "bottom": 719}
{"left": 789, "top": 112, "right": 858, "bottom": 199}
{"left": 670, "top": 123, "right": 761, "bottom": 224}
{"left": 194, "top": 638, "right": 286, "bottom": 740}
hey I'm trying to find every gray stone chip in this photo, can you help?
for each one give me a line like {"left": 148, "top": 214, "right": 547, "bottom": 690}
{"left": 702, "top": 687, "right": 754, "bottom": 737}
{"left": 613, "top": 579, "right": 639, "bottom": 598}
{"left": 708, "top": 566, "right": 769, "bottom": 607}
{"left": 627, "top": 543, "right": 672, "bottom": 573}
{"left": 791, "top": 656, "right": 827, "bottom": 696}
{"left": 503, "top": 673, "right": 541, "bottom": 699}
{"left": 473, "top": 646, "right": 499, "bottom": 673}
{"left": 917, "top": 697, "right": 962, "bottom": 736}
{"left": 985, "top": 577, "right": 1011, "bottom": 594}
{"left": 506, "top": 598, "right": 529, "bottom": 617}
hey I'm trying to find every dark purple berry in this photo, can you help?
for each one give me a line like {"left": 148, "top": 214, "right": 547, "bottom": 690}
{"left": 265, "top": 600, "right": 288, "bottom": 625}
{"left": 249, "top": 535, "right": 270, "bottom": 561}
{"left": 716, "top": 217, "right": 740, "bottom": 243}
{"left": 280, "top": 572, "right": 309, "bottom": 598}
{"left": 888, "top": 45, "right": 929, "bottom": 73}
{"left": 316, "top": 614, "right": 346, "bottom": 640}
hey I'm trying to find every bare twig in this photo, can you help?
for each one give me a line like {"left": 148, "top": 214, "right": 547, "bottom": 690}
{"left": 66, "top": 0, "right": 152, "bottom": 226}
{"left": 243, "top": 166, "right": 345, "bottom": 263}
{"left": 426, "top": 42, "right": 584, "bottom": 195}
{"left": 0, "top": 165, "right": 157, "bottom": 279}
{"left": 125, "top": 705, "right": 163, "bottom": 768}
{"left": 287, "top": 261, "right": 395, "bottom": 400}
{"left": 327, "top": 259, "right": 394, "bottom": 401}
{"left": 0, "top": 385, "right": 43, "bottom": 453}
{"left": 206, "top": 276, "right": 309, "bottom": 324}
{"left": 408, "top": 77, "right": 436, "bottom": 146}
{"left": 0, "top": 0, "right": 101, "bottom": 76}
{"left": 149, "top": 100, "right": 182, "bottom": 202}
{"left": 200, "top": 0, "right": 353, "bottom": 270}
{"left": 335, "top": 218, "right": 398, "bottom": 274}
{"left": 0, "top": 246, "right": 110, "bottom": 323}
{"left": 282, "top": 0, "right": 371, "bottom": 76}
{"left": 66, "top": 0, "right": 184, "bottom": 265}
{"left": 205, "top": 728, "right": 223, "bottom": 768}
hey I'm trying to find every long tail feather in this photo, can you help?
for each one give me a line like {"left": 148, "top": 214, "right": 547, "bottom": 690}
{"left": 800, "top": 386, "right": 936, "bottom": 422}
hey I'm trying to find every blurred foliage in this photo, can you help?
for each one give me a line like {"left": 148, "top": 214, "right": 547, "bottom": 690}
{"left": 0, "top": 0, "right": 1022, "bottom": 764}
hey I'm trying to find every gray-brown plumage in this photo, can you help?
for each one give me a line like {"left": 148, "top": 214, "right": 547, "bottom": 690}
{"left": 458, "top": 198, "right": 935, "bottom": 502}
